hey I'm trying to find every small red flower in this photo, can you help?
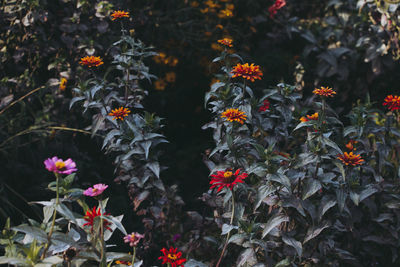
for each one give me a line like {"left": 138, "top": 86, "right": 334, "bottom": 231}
{"left": 383, "top": 95, "right": 400, "bottom": 111}
{"left": 259, "top": 99, "right": 270, "bottom": 112}
{"left": 210, "top": 169, "right": 247, "bottom": 192}
{"left": 345, "top": 140, "right": 358, "bottom": 151}
{"left": 83, "top": 206, "right": 112, "bottom": 232}
{"left": 158, "top": 247, "right": 187, "bottom": 267}
{"left": 300, "top": 112, "right": 319, "bottom": 122}
{"left": 268, "top": 0, "right": 286, "bottom": 18}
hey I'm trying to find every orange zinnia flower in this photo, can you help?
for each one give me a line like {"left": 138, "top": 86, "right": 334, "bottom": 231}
{"left": 217, "top": 38, "right": 233, "bottom": 47}
{"left": 210, "top": 169, "right": 248, "bottom": 192}
{"left": 111, "top": 10, "right": 129, "bottom": 21}
{"left": 300, "top": 112, "right": 318, "bottom": 122}
{"left": 312, "top": 86, "right": 336, "bottom": 97}
{"left": 59, "top": 78, "right": 67, "bottom": 91}
{"left": 383, "top": 95, "right": 400, "bottom": 111}
{"left": 231, "top": 63, "right": 263, "bottom": 82}
{"left": 108, "top": 107, "right": 131, "bottom": 121}
{"left": 221, "top": 108, "right": 247, "bottom": 124}
{"left": 337, "top": 152, "right": 365, "bottom": 166}
{"left": 79, "top": 56, "right": 104, "bottom": 68}
{"left": 345, "top": 140, "right": 358, "bottom": 151}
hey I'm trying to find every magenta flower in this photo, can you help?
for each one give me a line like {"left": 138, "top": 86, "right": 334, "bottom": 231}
{"left": 83, "top": 184, "right": 108, "bottom": 197}
{"left": 123, "top": 232, "right": 144, "bottom": 247}
{"left": 44, "top": 156, "right": 77, "bottom": 175}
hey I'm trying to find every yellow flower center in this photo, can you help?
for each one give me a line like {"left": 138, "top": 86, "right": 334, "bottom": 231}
{"left": 224, "top": 171, "right": 233, "bottom": 178}
{"left": 92, "top": 188, "right": 98, "bottom": 192}
{"left": 55, "top": 161, "right": 66, "bottom": 170}
{"left": 130, "top": 234, "right": 135, "bottom": 239}
{"left": 168, "top": 253, "right": 178, "bottom": 260}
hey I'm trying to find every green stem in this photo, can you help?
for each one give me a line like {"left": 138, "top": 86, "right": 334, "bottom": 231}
{"left": 99, "top": 200, "right": 106, "bottom": 266}
{"left": 215, "top": 192, "right": 235, "bottom": 267}
{"left": 132, "top": 246, "right": 136, "bottom": 266}
{"left": 41, "top": 173, "right": 60, "bottom": 259}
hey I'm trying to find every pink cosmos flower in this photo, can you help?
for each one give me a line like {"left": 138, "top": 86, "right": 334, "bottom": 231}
{"left": 44, "top": 156, "right": 77, "bottom": 175}
{"left": 123, "top": 232, "right": 145, "bottom": 247}
{"left": 83, "top": 184, "right": 109, "bottom": 197}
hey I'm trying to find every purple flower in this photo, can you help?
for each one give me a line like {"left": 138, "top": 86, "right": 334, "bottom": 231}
{"left": 123, "top": 232, "right": 144, "bottom": 247}
{"left": 173, "top": 234, "right": 181, "bottom": 242}
{"left": 83, "top": 184, "right": 108, "bottom": 197}
{"left": 44, "top": 156, "right": 77, "bottom": 175}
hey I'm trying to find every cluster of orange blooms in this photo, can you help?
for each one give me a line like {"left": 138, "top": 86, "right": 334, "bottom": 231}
{"left": 153, "top": 52, "right": 179, "bottom": 67}
{"left": 154, "top": 72, "right": 176, "bottom": 91}
{"left": 300, "top": 112, "right": 318, "bottom": 122}
{"left": 198, "top": 0, "right": 234, "bottom": 18}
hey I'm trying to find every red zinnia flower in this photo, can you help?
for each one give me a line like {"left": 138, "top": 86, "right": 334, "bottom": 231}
{"left": 383, "top": 95, "right": 400, "bottom": 111}
{"left": 158, "top": 247, "right": 187, "bottom": 267}
{"left": 337, "top": 152, "right": 365, "bottom": 166}
{"left": 231, "top": 63, "right": 263, "bottom": 82}
{"left": 259, "top": 99, "right": 270, "bottom": 112}
{"left": 210, "top": 169, "right": 248, "bottom": 192}
{"left": 83, "top": 206, "right": 112, "bottom": 232}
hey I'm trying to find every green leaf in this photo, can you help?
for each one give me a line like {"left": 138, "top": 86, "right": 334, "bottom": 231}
{"left": 69, "top": 96, "right": 86, "bottom": 110}
{"left": 274, "top": 258, "right": 291, "bottom": 267}
{"left": 349, "top": 191, "right": 360, "bottom": 206}
{"left": 221, "top": 224, "right": 239, "bottom": 235}
{"left": 12, "top": 225, "right": 47, "bottom": 242}
{"left": 282, "top": 235, "right": 302, "bottom": 257}
{"left": 147, "top": 161, "right": 160, "bottom": 178}
{"left": 302, "top": 178, "right": 322, "bottom": 200}
{"left": 303, "top": 222, "right": 330, "bottom": 243}
{"left": 321, "top": 137, "right": 342, "bottom": 153}
{"left": 262, "top": 213, "right": 289, "bottom": 238}
{"left": 185, "top": 259, "right": 208, "bottom": 267}
{"left": 254, "top": 184, "right": 275, "bottom": 211}
{"left": 268, "top": 173, "right": 291, "bottom": 191}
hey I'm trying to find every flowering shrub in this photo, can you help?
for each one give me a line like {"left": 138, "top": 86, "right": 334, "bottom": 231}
{"left": 194, "top": 40, "right": 400, "bottom": 266}
{"left": 2, "top": 1, "right": 400, "bottom": 267}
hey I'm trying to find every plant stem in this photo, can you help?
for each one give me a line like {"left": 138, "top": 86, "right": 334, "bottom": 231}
{"left": 215, "top": 192, "right": 235, "bottom": 267}
{"left": 132, "top": 246, "right": 136, "bottom": 266}
{"left": 41, "top": 173, "right": 60, "bottom": 259}
{"left": 99, "top": 201, "right": 106, "bottom": 267}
